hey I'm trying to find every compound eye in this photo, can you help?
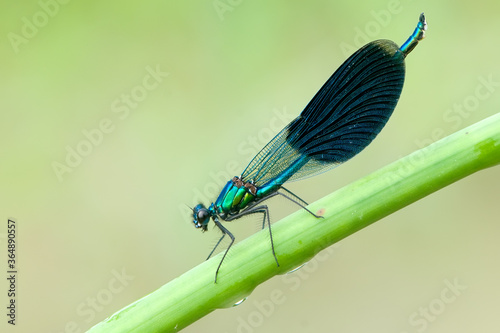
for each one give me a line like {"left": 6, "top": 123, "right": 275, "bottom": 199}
{"left": 197, "top": 209, "right": 210, "bottom": 224}
{"left": 193, "top": 204, "right": 210, "bottom": 229}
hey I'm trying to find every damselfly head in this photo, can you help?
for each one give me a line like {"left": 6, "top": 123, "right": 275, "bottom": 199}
{"left": 192, "top": 204, "right": 210, "bottom": 231}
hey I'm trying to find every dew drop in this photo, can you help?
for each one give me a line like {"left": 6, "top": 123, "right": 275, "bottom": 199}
{"left": 286, "top": 262, "right": 308, "bottom": 274}
{"left": 232, "top": 297, "right": 247, "bottom": 307}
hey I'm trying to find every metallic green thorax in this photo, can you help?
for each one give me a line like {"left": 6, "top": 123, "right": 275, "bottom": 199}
{"left": 213, "top": 156, "right": 309, "bottom": 218}
{"left": 214, "top": 177, "right": 257, "bottom": 217}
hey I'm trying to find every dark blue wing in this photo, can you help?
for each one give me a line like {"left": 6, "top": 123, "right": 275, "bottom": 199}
{"left": 241, "top": 40, "right": 406, "bottom": 186}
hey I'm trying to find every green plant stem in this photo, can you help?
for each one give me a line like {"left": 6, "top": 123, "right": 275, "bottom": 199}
{"left": 88, "top": 113, "right": 500, "bottom": 333}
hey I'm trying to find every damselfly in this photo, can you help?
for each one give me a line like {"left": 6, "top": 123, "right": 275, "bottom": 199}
{"left": 192, "top": 13, "right": 427, "bottom": 282}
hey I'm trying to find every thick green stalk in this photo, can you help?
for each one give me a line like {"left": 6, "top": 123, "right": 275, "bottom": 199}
{"left": 88, "top": 113, "right": 500, "bottom": 333}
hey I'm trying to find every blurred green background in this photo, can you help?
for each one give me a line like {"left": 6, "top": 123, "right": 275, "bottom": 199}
{"left": 1, "top": 0, "right": 499, "bottom": 332}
